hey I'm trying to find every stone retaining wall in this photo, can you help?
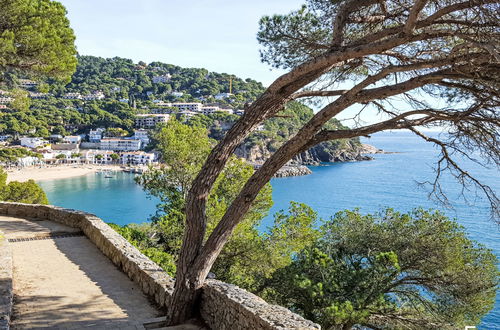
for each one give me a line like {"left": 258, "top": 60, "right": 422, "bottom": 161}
{"left": 0, "top": 229, "right": 13, "bottom": 330}
{"left": 0, "top": 202, "right": 320, "bottom": 330}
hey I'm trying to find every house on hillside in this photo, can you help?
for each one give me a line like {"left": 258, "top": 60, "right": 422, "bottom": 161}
{"left": 135, "top": 114, "right": 170, "bottom": 128}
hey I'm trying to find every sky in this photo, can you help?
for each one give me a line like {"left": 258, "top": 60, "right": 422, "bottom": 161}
{"left": 58, "top": 0, "right": 304, "bottom": 87}
{"left": 57, "top": 0, "right": 443, "bottom": 129}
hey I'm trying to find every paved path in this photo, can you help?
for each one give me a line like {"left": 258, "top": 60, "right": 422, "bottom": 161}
{"left": 0, "top": 215, "right": 164, "bottom": 329}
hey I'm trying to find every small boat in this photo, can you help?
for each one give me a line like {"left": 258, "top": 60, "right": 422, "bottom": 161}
{"left": 104, "top": 171, "right": 114, "bottom": 178}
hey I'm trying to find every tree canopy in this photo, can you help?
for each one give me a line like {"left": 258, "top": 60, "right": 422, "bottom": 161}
{"left": 0, "top": 0, "right": 77, "bottom": 81}
{"left": 265, "top": 208, "right": 498, "bottom": 329}
{"left": 124, "top": 120, "right": 318, "bottom": 290}
{"left": 0, "top": 167, "right": 48, "bottom": 204}
{"left": 168, "top": 0, "right": 500, "bottom": 324}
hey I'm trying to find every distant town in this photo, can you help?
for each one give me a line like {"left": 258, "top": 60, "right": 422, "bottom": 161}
{"left": 0, "top": 74, "right": 248, "bottom": 168}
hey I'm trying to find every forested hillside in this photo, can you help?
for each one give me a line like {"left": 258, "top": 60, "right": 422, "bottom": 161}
{"left": 1, "top": 55, "right": 365, "bottom": 164}
{"left": 52, "top": 55, "right": 265, "bottom": 108}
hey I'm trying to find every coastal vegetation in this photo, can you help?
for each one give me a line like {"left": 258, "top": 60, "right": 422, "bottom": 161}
{"left": 166, "top": 0, "right": 500, "bottom": 323}
{"left": 0, "top": 0, "right": 77, "bottom": 81}
{"left": 0, "top": 168, "right": 48, "bottom": 204}
{"left": 265, "top": 209, "right": 498, "bottom": 329}
{"left": 113, "top": 119, "right": 317, "bottom": 291}
{"left": 111, "top": 121, "right": 498, "bottom": 329}
{"left": 0, "top": 0, "right": 498, "bottom": 328}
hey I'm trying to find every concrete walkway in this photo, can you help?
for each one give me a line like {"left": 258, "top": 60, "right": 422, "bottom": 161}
{"left": 0, "top": 215, "right": 164, "bottom": 329}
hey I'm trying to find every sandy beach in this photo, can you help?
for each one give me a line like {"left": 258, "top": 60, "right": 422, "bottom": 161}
{"left": 6, "top": 164, "right": 123, "bottom": 183}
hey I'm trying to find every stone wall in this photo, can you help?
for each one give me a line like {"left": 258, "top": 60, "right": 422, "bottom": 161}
{"left": 0, "top": 229, "right": 13, "bottom": 330}
{"left": 0, "top": 202, "right": 320, "bottom": 330}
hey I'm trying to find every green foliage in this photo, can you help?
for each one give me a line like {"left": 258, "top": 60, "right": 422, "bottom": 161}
{"left": 265, "top": 208, "right": 499, "bottom": 329}
{"left": 0, "top": 148, "right": 41, "bottom": 164}
{"left": 0, "top": 0, "right": 77, "bottom": 81}
{"left": 62, "top": 55, "right": 264, "bottom": 109}
{"left": 8, "top": 89, "right": 30, "bottom": 111}
{"left": 125, "top": 121, "right": 319, "bottom": 291}
{"left": 0, "top": 167, "right": 48, "bottom": 204}
{"left": 108, "top": 222, "right": 177, "bottom": 275}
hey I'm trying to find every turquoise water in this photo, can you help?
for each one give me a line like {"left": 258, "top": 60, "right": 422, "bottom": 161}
{"left": 38, "top": 131, "right": 499, "bottom": 328}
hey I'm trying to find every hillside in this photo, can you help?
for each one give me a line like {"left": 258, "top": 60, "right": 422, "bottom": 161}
{"left": 0, "top": 55, "right": 368, "bottom": 165}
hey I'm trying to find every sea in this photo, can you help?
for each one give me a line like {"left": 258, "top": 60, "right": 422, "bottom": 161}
{"left": 38, "top": 131, "right": 499, "bottom": 328}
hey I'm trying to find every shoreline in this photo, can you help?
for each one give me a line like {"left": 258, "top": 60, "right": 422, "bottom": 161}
{"left": 5, "top": 164, "right": 124, "bottom": 183}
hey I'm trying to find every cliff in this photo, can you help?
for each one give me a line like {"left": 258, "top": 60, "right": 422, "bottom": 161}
{"left": 235, "top": 139, "right": 373, "bottom": 166}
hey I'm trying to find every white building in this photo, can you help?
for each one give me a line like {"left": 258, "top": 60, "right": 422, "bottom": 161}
{"left": 171, "top": 92, "right": 184, "bottom": 97}
{"left": 63, "top": 135, "right": 82, "bottom": 144}
{"left": 29, "top": 92, "right": 50, "bottom": 99}
{"left": 120, "top": 151, "right": 155, "bottom": 165}
{"left": 63, "top": 92, "right": 83, "bottom": 100}
{"left": 172, "top": 102, "right": 202, "bottom": 112}
{"left": 152, "top": 74, "right": 172, "bottom": 83}
{"left": 179, "top": 110, "right": 198, "bottom": 118}
{"left": 88, "top": 128, "right": 106, "bottom": 143}
{"left": 82, "top": 91, "right": 105, "bottom": 101}
{"left": 20, "top": 137, "right": 46, "bottom": 149}
{"left": 214, "top": 92, "right": 233, "bottom": 100}
{"left": 81, "top": 150, "right": 115, "bottom": 164}
{"left": 19, "top": 79, "right": 38, "bottom": 89}
{"left": 135, "top": 114, "right": 170, "bottom": 128}
{"left": 100, "top": 138, "right": 141, "bottom": 151}
{"left": 0, "top": 96, "right": 14, "bottom": 104}
{"left": 153, "top": 100, "right": 172, "bottom": 107}
{"left": 133, "top": 130, "right": 150, "bottom": 146}
{"left": 201, "top": 106, "right": 220, "bottom": 115}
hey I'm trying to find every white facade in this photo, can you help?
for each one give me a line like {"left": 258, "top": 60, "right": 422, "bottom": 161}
{"left": 201, "top": 106, "right": 219, "bottom": 115}
{"left": 133, "top": 130, "right": 150, "bottom": 146}
{"left": 172, "top": 102, "right": 202, "bottom": 112}
{"left": 89, "top": 128, "right": 106, "bottom": 142}
{"left": 29, "top": 92, "right": 50, "bottom": 99}
{"left": 152, "top": 74, "right": 172, "bottom": 83}
{"left": 19, "top": 79, "right": 38, "bottom": 89}
{"left": 135, "top": 114, "right": 170, "bottom": 128}
{"left": 179, "top": 110, "right": 197, "bottom": 118}
{"left": 0, "top": 96, "right": 14, "bottom": 104}
{"left": 214, "top": 92, "right": 233, "bottom": 100}
{"left": 63, "top": 135, "right": 82, "bottom": 144}
{"left": 20, "top": 137, "right": 46, "bottom": 149}
{"left": 100, "top": 138, "right": 141, "bottom": 151}
{"left": 83, "top": 91, "right": 105, "bottom": 101}
{"left": 63, "top": 92, "right": 83, "bottom": 100}
{"left": 81, "top": 150, "right": 115, "bottom": 164}
{"left": 120, "top": 151, "right": 155, "bottom": 165}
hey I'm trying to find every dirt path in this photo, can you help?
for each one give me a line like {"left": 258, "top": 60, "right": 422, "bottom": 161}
{"left": 0, "top": 216, "right": 163, "bottom": 329}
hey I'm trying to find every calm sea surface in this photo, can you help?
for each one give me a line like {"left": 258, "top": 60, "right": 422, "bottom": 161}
{"left": 38, "top": 131, "right": 499, "bottom": 328}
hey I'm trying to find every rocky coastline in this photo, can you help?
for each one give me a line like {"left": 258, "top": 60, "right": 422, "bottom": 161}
{"left": 243, "top": 143, "right": 386, "bottom": 178}
{"left": 274, "top": 165, "right": 312, "bottom": 178}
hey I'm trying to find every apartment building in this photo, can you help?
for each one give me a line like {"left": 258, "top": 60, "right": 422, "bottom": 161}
{"left": 171, "top": 102, "right": 202, "bottom": 112}
{"left": 120, "top": 151, "right": 155, "bottom": 165}
{"left": 20, "top": 137, "right": 46, "bottom": 149}
{"left": 19, "top": 79, "right": 38, "bottom": 89}
{"left": 88, "top": 128, "right": 106, "bottom": 143}
{"left": 63, "top": 135, "right": 82, "bottom": 144}
{"left": 133, "top": 130, "right": 150, "bottom": 146}
{"left": 100, "top": 138, "right": 141, "bottom": 151}
{"left": 135, "top": 114, "right": 170, "bottom": 128}
{"left": 63, "top": 92, "right": 83, "bottom": 100}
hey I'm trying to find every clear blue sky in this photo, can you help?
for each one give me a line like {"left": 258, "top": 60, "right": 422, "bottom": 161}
{"left": 58, "top": 0, "right": 441, "bottom": 128}
{"left": 59, "top": 0, "right": 304, "bottom": 86}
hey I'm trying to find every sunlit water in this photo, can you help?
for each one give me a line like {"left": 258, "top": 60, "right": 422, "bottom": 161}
{"left": 39, "top": 131, "right": 499, "bottom": 328}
